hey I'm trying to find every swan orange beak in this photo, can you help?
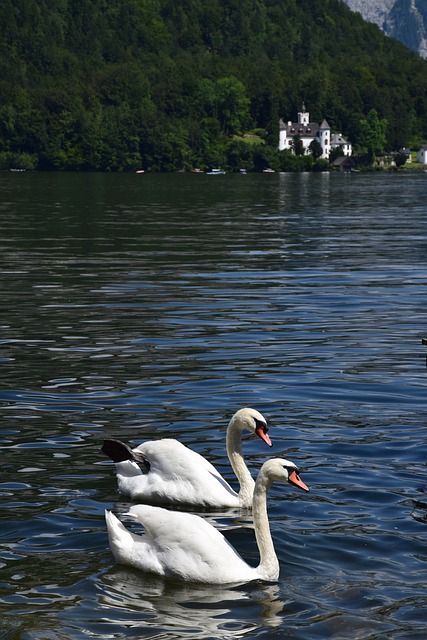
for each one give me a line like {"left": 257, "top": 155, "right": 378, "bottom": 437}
{"left": 256, "top": 426, "right": 272, "bottom": 447}
{"left": 288, "top": 470, "right": 309, "bottom": 492}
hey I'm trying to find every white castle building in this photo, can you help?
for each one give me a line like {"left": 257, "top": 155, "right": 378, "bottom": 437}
{"left": 279, "top": 105, "right": 352, "bottom": 159}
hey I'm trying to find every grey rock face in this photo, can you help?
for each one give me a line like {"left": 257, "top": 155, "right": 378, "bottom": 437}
{"left": 343, "top": 0, "right": 427, "bottom": 58}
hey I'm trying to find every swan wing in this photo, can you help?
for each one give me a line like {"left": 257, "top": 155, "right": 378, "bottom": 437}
{"left": 138, "top": 439, "right": 221, "bottom": 476}
{"left": 132, "top": 439, "right": 239, "bottom": 507}
{"left": 125, "top": 505, "right": 255, "bottom": 583}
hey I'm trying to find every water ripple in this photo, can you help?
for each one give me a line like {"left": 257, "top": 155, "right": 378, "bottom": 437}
{"left": 0, "top": 172, "right": 426, "bottom": 639}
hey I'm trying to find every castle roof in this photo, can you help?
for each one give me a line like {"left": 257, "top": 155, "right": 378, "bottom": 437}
{"left": 279, "top": 117, "right": 350, "bottom": 145}
{"left": 330, "top": 133, "right": 350, "bottom": 145}
{"left": 279, "top": 118, "right": 326, "bottom": 138}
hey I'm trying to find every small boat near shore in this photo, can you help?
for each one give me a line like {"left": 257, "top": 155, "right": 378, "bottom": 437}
{"left": 206, "top": 168, "right": 226, "bottom": 175}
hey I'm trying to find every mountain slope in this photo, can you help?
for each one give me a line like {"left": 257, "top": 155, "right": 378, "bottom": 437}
{"left": 343, "top": 0, "right": 427, "bottom": 57}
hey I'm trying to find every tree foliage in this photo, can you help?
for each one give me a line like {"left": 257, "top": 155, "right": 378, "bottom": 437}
{"left": 309, "top": 139, "right": 323, "bottom": 159}
{"left": 358, "top": 109, "right": 388, "bottom": 161}
{"left": 0, "top": 0, "right": 427, "bottom": 171}
{"left": 293, "top": 134, "right": 305, "bottom": 156}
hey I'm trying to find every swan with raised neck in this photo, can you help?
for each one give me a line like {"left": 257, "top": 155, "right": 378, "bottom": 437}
{"left": 102, "top": 407, "right": 272, "bottom": 508}
{"left": 105, "top": 457, "right": 309, "bottom": 584}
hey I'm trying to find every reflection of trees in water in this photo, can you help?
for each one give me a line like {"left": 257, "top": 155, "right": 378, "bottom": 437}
{"left": 96, "top": 566, "right": 286, "bottom": 638}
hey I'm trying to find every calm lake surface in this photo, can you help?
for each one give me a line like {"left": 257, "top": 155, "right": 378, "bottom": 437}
{"left": 0, "top": 170, "right": 426, "bottom": 639}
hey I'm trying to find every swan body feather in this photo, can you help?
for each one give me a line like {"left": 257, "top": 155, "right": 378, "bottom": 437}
{"left": 105, "top": 506, "right": 258, "bottom": 584}
{"left": 114, "top": 439, "right": 237, "bottom": 507}
{"left": 105, "top": 458, "right": 309, "bottom": 584}
{"left": 102, "top": 408, "right": 272, "bottom": 508}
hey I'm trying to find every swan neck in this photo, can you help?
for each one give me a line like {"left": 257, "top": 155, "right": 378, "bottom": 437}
{"left": 226, "top": 417, "right": 255, "bottom": 507}
{"left": 253, "top": 471, "right": 279, "bottom": 581}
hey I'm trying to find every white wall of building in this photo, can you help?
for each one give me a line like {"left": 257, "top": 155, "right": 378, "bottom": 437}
{"left": 279, "top": 107, "right": 352, "bottom": 158}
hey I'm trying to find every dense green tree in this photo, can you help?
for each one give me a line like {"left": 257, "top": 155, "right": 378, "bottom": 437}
{"left": 394, "top": 151, "right": 407, "bottom": 168}
{"left": 0, "top": 0, "right": 427, "bottom": 171}
{"left": 313, "top": 158, "right": 330, "bottom": 172}
{"left": 252, "top": 144, "right": 279, "bottom": 172}
{"left": 215, "top": 76, "right": 251, "bottom": 135}
{"left": 358, "top": 109, "right": 388, "bottom": 161}
{"left": 279, "top": 150, "right": 313, "bottom": 172}
{"left": 293, "top": 134, "right": 305, "bottom": 156}
{"left": 225, "top": 139, "right": 255, "bottom": 171}
{"left": 309, "top": 139, "right": 323, "bottom": 159}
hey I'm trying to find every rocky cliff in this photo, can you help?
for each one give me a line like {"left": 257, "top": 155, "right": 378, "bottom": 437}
{"left": 343, "top": 0, "right": 427, "bottom": 58}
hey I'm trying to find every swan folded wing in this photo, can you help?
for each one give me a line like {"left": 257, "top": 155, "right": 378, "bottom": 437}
{"left": 136, "top": 440, "right": 238, "bottom": 506}
{"left": 127, "top": 505, "right": 252, "bottom": 582}
{"left": 138, "top": 439, "right": 222, "bottom": 477}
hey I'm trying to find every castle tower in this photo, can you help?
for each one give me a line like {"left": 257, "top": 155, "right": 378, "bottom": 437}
{"left": 298, "top": 103, "right": 309, "bottom": 126}
{"left": 318, "top": 119, "right": 330, "bottom": 158}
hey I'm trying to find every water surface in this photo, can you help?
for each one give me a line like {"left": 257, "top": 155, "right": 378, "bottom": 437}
{"left": 0, "top": 171, "right": 426, "bottom": 639}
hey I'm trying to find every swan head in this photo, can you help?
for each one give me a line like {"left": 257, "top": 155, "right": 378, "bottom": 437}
{"left": 231, "top": 408, "right": 272, "bottom": 447}
{"left": 261, "top": 458, "right": 309, "bottom": 492}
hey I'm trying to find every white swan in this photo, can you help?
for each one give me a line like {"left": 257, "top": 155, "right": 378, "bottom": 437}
{"left": 105, "top": 458, "right": 309, "bottom": 584}
{"left": 102, "top": 408, "right": 272, "bottom": 508}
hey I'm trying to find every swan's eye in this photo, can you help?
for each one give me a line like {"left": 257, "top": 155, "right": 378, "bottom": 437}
{"left": 284, "top": 464, "right": 299, "bottom": 474}
{"left": 255, "top": 419, "right": 268, "bottom": 433}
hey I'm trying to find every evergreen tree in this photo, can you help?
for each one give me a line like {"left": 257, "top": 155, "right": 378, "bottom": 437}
{"left": 293, "top": 134, "right": 305, "bottom": 156}
{"left": 309, "top": 139, "right": 323, "bottom": 159}
{"left": 358, "top": 109, "right": 388, "bottom": 162}
{"left": 0, "top": 0, "right": 426, "bottom": 171}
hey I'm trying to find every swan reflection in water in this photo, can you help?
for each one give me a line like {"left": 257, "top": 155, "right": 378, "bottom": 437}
{"left": 96, "top": 566, "right": 286, "bottom": 638}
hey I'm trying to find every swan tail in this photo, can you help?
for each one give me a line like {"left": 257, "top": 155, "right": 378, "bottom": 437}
{"left": 101, "top": 439, "right": 150, "bottom": 471}
{"left": 105, "top": 510, "right": 134, "bottom": 561}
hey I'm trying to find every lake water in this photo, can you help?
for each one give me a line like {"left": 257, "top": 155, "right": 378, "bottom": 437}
{"left": 0, "top": 170, "right": 426, "bottom": 639}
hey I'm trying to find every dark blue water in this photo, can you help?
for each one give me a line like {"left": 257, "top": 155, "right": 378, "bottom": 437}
{"left": 0, "top": 171, "right": 426, "bottom": 639}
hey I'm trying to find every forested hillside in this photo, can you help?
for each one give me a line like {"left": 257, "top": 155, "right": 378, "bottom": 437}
{"left": 1, "top": 0, "right": 427, "bottom": 171}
